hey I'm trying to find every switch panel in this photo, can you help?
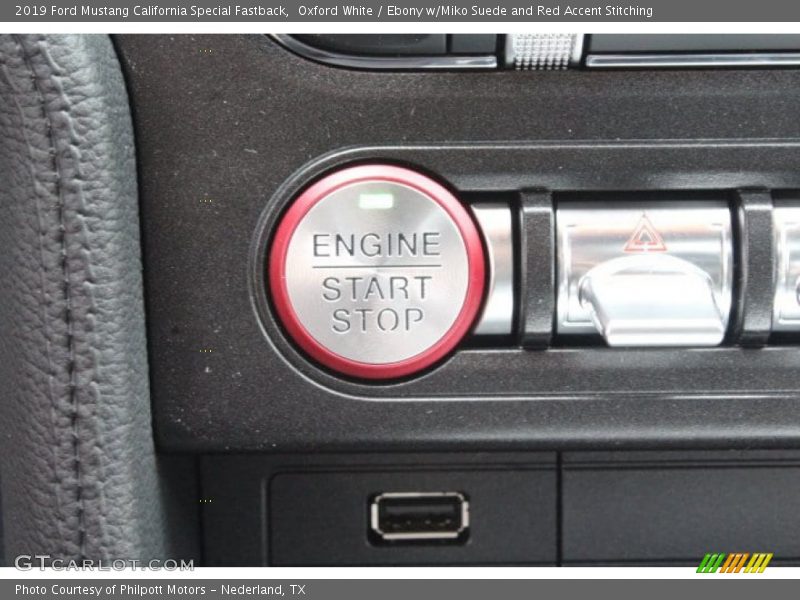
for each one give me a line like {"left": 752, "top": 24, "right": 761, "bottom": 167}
{"left": 266, "top": 162, "right": 800, "bottom": 377}
{"left": 772, "top": 201, "right": 800, "bottom": 332}
{"left": 556, "top": 201, "right": 733, "bottom": 346}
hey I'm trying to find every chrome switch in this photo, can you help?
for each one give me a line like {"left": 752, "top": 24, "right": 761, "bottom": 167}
{"left": 556, "top": 201, "right": 733, "bottom": 347}
{"left": 471, "top": 203, "right": 514, "bottom": 336}
{"left": 772, "top": 202, "right": 800, "bottom": 332}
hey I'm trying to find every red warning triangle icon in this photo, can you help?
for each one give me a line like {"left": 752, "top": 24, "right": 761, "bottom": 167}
{"left": 623, "top": 215, "right": 667, "bottom": 252}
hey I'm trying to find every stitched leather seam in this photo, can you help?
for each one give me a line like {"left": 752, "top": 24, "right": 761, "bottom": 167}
{"left": 4, "top": 35, "right": 72, "bottom": 558}
{"left": 15, "top": 35, "right": 86, "bottom": 561}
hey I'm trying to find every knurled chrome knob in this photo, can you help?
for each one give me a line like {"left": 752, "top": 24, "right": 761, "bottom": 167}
{"left": 505, "top": 34, "right": 584, "bottom": 70}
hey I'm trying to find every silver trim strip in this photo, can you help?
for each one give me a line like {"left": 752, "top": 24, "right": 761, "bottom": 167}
{"left": 772, "top": 203, "right": 800, "bottom": 332}
{"left": 271, "top": 34, "right": 497, "bottom": 70}
{"left": 586, "top": 52, "right": 800, "bottom": 69}
{"left": 471, "top": 203, "right": 515, "bottom": 336}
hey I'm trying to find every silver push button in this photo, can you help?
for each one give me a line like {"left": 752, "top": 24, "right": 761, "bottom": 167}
{"left": 772, "top": 202, "right": 800, "bottom": 332}
{"left": 269, "top": 164, "right": 486, "bottom": 380}
{"left": 556, "top": 201, "right": 733, "bottom": 347}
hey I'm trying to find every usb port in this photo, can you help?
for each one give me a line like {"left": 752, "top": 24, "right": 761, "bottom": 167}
{"left": 369, "top": 492, "right": 470, "bottom": 544}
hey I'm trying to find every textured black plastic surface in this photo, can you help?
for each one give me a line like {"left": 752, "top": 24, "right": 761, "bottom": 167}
{"left": 114, "top": 35, "right": 800, "bottom": 452}
{"left": 562, "top": 450, "right": 800, "bottom": 564}
{"left": 0, "top": 482, "right": 4, "bottom": 566}
{"left": 270, "top": 469, "right": 556, "bottom": 565}
{"left": 201, "top": 450, "right": 800, "bottom": 566}
{"left": 293, "top": 34, "right": 447, "bottom": 56}
{"left": 520, "top": 191, "right": 554, "bottom": 347}
{"left": 201, "top": 452, "right": 556, "bottom": 566}
{"left": 450, "top": 34, "right": 497, "bottom": 54}
{"left": 734, "top": 191, "right": 775, "bottom": 346}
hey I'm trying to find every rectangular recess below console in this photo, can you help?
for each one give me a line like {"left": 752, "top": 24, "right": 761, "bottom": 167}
{"left": 562, "top": 451, "right": 800, "bottom": 564}
{"left": 269, "top": 468, "right": 557, "bottom": 566}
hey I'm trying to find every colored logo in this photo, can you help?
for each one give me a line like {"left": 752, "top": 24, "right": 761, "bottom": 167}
{"left": 697, "top": 553, "right": 773, "bottom": 573}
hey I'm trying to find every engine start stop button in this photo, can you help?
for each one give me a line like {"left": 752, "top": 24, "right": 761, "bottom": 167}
{"left": 268, "top": 164, "right": 486, "bottom": 380}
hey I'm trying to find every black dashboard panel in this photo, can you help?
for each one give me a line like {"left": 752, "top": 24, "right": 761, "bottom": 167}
{"left": 7, "top": 29, "right": 800, "bottom": 572}
{"left": 113, "top": 35, "right": 800, "bottom": 453}
{"left": 201, "top": 450, "right": 800, "bottom": 566}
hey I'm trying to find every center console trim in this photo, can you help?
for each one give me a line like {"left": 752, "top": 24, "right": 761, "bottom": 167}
{"left": 161, "top": 140, "right": 800, "bottom": 452}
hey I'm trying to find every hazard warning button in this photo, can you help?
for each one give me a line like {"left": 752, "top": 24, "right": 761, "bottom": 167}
{"left": 556, "top": 201, "right": 733, "bottom": 346}
{"left": 623, "top": 215, "right": 667, "bottom": 253}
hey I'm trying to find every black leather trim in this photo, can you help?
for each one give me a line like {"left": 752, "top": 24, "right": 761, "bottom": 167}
{"left": 0, "top": 34, "right": 193, "bottom": 561}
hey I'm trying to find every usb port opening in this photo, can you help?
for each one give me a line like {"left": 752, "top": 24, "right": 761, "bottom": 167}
{"left": 369, "top": 492, "right": 470, "bottom": 544}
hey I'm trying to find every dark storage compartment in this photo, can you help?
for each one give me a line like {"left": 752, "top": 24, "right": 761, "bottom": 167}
{"left": 562, "top": 451, "right": 800, "bottom": 565}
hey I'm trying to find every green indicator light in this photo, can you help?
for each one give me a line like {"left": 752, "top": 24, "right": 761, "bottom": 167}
{"left": 358, "top": 192, "right": 394, "bottom": 210}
